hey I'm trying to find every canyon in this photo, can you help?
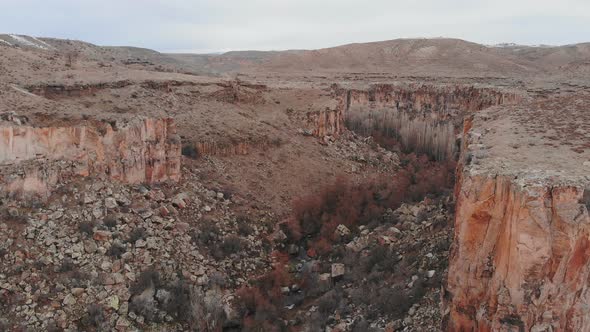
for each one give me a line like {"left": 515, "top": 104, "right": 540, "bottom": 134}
{"left": 0, "top": 34, "right": 588, "bottom": 332}
{"left": 307, "top": 83, "right": 519, "bottom": 138}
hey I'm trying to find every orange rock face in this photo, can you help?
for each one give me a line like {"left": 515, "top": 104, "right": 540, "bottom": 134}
{"left": 307, "top": 108, "right": 344, "bottom": 137}
{"left": 445, "top": 174, "right": 590, "bottom": 331}
{"left": 0, "top": 118, "right": 180, "bottom": 198}
{"left": 444, "top": 119, "right": 590, "bottom": 331}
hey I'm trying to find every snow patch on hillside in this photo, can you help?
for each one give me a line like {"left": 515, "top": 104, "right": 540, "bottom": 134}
{"left": 487, "top": 43, "right": 555, "bottom": 49}
{"left": 8, "top": 34, "right": 50, "bottom": 49}
{"left": 31, "top": 36, "right": 55, "bottom": 49}
{"left": 11, "top": 85, "right": 39, "bottom": 98}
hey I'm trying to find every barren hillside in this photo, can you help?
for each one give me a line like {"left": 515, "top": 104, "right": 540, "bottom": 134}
{"left": 3, "top": 34, "right": 590, "bottom": 78}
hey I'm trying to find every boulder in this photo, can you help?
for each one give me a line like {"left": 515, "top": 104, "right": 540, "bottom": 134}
{"left": 331, "top": 263, "right": 345, "bottom": 279}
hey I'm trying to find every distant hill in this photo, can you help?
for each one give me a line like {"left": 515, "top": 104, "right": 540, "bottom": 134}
{"left": 195, "top": 38, "right": 590, "bottom": 77}
{"left": 165, "top": 38, "right": 590, "bottom": 77}
{"left": 1, "top": 34, "right": 589, "bottom": 78}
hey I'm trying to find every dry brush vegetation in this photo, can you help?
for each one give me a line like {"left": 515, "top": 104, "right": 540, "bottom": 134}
{"left": 233, "top": 153, "right": 456, "bottom": 330}
{"left": 345, "top": 108, "right": 457, "bottom": 161}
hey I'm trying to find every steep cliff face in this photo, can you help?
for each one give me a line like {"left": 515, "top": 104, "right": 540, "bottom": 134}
{"left": 306, "top": 108, "right": 344, "bottom": 137}
{"left": 0, "top": 118, "right": 180, "bottom": 198}
{"left": 27, "top": 81, "right": 132, "bottom": 99}
{"left": 307, "top": 84, "right": 518, "bottom": 138}
{"left": 444, "top": 117, "right": 590, "bottom": 331}
{"left": 346, "top": 84, "right": 516, "bottom": 116}
{"left": 446, "top": 174, "right": 590, "bottom": 331}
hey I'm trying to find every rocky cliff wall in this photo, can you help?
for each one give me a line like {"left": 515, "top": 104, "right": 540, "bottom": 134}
{"left": 0, "top": 118, "right": 180, "bottom": 198}
{"left": 27, "top": 81, "right": 132, "bottom": 99}
{"left": 307, "top": 84, "right": 518, "bottom": 138}
{"left": 306, "top": 108, "right": 344, "bottom": 137}
{"left": 345, "top": 84, "right": 516, "bottom": 115}
{"left": 444, "top": 118, "right": 590, "bottom": 331}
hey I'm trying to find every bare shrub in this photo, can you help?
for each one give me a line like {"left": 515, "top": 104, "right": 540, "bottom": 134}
{"left": 78, "top": 220, "right": 95, "bottom": 237}
{"left": 104, "top": 216, "right": 117, "bottom": 229}
{"left": 182, "top": 143, "right": 199, "bottom": 159}
{"left": 0, "top": 208, "right": 27, "bottom": 224}
{"left": 128, "top": 227, "right": 147, "bottom": 243}
{"left": 236, "top": 286, "right": 283, "bottom": 331}
{"left": 300, "top": 269, "right": 324, "bottom": 297}
{"left": 46, "top": 321, "right": 61, "bottom": 332}
{"left": 220, "top": 235, "right": 245, "bottom": 257}
{"left": 410, "top": 278, "right": 428, "bottom": 302}
{"left": 365, "top": 245, "right": 398, "bottom": 273}
{"left": 164, "top": 280, "right": 193, "bottom": 322}
{"left": 191, "top": 221, "right": 220, "bottom": 247}
{"left": 270, "top": 137, "right": 284, "bottom": 147}
{"left": 129, "top": 269, "right": 161, "bottom": 322}
{"left": 130, "top": 269, "right": 161, "bottom": 295}
{"left": 106, "top": 242, "right": 126, "bottom": 258}
{"left": 235, "top": 286, "right": 264, "bottom": 317}
{"left": 69, "top": 270, "right": 90, "bottom": 288}
{"left": 129, "top": 269, "right": 227, "bottom": 328}
{"left": 373, "top": 287, "right": 411, "bottom": 319}
{"left": 130, "top": 295, "right": 158, "bottom": 322}
{"left": 287, "top": 174, "right": 408, "bottom": 247}
{"left": 416, "top": 209, "right": 429, "bottom": 223}
{"left": 65, "top": 51, "right": 79, "bottom": 68}
{"left": 58, "top": 258, "right": 75, "bottom": 273}
{"left": 80, "top": 304, "right": 105, "bottom": 329}
{"left": 236, "top": 215, "right": 255, "bottom": 236}
{"left": 235, "top": 263, "right": 292, "bottom": 330}
{"left": 352, "top": 318, "right": 378, "bottom": 332}
{"left": 318, "top": 290, "right": 342, "bottom": 315}
{"left": 258, "top": 263, "right": 292, "bottom": 301}
{"left": 187, "top": 287, "right": 227, "bottom": 331}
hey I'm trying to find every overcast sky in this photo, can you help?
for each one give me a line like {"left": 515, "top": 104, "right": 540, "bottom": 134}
{"left": 1, "top": 0, "right": 589, "bottom": 53}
